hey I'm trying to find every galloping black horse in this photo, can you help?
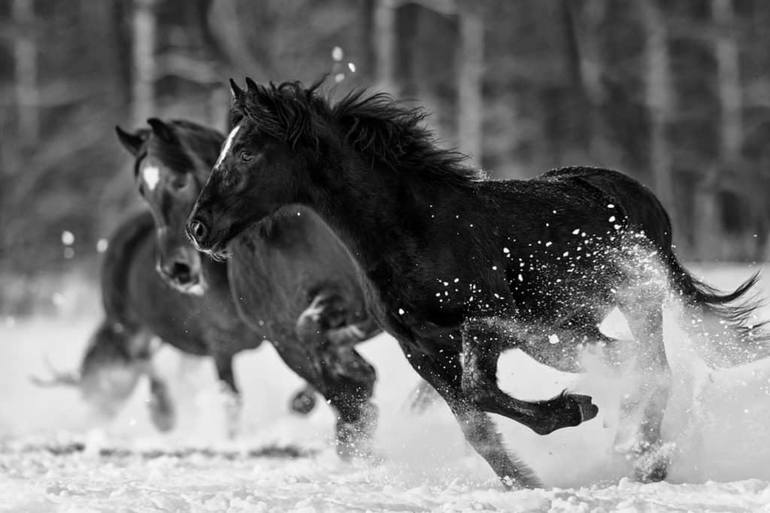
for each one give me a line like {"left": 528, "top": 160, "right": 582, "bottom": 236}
{"left": 187, "top": 80, "right": 768, "bottom": 487}
{"left": 117, "top": 118, "right": 382, "bottom": 457}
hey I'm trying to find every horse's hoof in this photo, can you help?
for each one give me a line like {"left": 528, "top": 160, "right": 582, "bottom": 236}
{"left": 500, "top": 473, "right": 543, "bottom": 490}
{"left": 572, "top": 393, "right": 599, "bottom": 423}
{"left": 636, "top": 462, "right": 668, "bottom": 483}
{"left": 290, "top": 389, "right": 317, "bottom": 415}
{"left": 632, "top": 441, "right": 673, "bottom": 483}
{"left": 536, "top": 392, "right": 598, "bottom": 434}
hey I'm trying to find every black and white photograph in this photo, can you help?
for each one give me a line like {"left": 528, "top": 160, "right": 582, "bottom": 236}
{"left": 2, "top": 0, "right": 770, "bottom": 511}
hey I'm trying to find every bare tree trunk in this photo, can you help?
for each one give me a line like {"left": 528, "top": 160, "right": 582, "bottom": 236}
{"left": 12, "top": 0, "right": 39, "bottom": 145}
{"left": 374, "top": 0, "right": 397, "bottom": 92}
{"left": 714, "top": 0, "right": 742, "bottom": 169}
{"left": 457, "top": 0, "right": 483, "bottom": 165}
{"left": 131, "top": 0, "right": 157, "bottom": 125}
{"left": 641, "top": 0, "right": 675, "bottom": 226}
{"left": 696, "top": 0, "right": 742, "bottom": 259}
{"left": 568, "top": 0, "right": 614, "bottom": 165}
{"left": 205, "top": 0, "right": 270, "bottom": 80}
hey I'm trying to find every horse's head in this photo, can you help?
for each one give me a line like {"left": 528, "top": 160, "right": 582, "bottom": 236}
{"left": 188, "top": 79, "right": 319, "bottom": 257}
{"left": 116, "top": 119, "right": 224, "bottom": 294}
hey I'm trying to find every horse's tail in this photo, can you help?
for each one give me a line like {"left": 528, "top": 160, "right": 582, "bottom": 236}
{"left": 666, "top": 253, "right": 770, "bottom": 366}
{"left": 100, "top": 209, "right": 156, "bottom": 330}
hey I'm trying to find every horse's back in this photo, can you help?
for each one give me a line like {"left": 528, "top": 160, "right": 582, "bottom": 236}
{"left": 539, "top": 166, "right": 673, "bottom": 248}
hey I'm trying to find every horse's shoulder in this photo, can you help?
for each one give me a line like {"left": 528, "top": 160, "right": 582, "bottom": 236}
{"left": 100, "top": 209, "right": 156, "bottom": 326}
{"left": 104, "top": 209, "right": 155, "bottom": 266}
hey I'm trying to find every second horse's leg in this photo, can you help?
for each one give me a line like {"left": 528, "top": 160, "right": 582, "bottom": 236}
{"left": 213, "top": 353, "right": 242, "bottom": 439}
{"left": 146, "top": 367, "right": 176, "bottom": 432}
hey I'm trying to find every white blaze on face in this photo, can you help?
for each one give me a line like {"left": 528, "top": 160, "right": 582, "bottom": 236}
{"left": 142, "top": 165, "right": 160, "bottom": 191}
{"left": 215, "top": 124, "right": 241, "bottom": 169}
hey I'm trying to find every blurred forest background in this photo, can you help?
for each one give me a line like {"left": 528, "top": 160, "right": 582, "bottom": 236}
{"left": 1, "top": 0, "right": 770, "bottom": 315}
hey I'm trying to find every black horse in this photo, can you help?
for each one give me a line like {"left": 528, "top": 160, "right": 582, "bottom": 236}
{"left": 33, "top": 209, "right": 321, "bottom": 434}
{"left": 117, "top": 118, "right": 382, "bottom": 457}
{"left": 187, "top": 80, "right": 768, "bottom": 488}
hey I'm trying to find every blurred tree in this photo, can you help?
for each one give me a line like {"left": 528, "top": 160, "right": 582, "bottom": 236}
{"left": 374, "top": 0, "right": 397, "bottom": 92}
{"left": 12, "top": 0, "right": 38, "bottom": 145}
{"left": 131, "top": 0, "right": 156, "bottom": 125}
{"left": 457, "top": 0, "right": 483, "bottom": 165}
{"left": 641, "top": 0, "right": 675, "bottom": 223}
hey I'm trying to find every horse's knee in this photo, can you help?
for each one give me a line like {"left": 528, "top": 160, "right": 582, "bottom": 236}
{"left": 295, "top": 309, "right": 324, "bottom": 345}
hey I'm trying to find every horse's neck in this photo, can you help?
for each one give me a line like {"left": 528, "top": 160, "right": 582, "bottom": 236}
{"left": 310, "top": 158, "right": 445, "bottom": 273}
{"left": 200, "top": 252, "right": 229, "bottom": 284}
{"left": 248, "top": 206, "right": 317, "bottom": 249}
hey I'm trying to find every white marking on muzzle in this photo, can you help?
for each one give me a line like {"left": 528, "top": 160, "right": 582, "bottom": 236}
{"left": 215, "top": 124, "right": 241, "bottom": 169}
{"left": 142, "top": 165, "right": 160, "bottom": 191}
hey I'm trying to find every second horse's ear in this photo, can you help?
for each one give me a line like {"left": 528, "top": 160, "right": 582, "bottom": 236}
{"left": 115, "top": 126, "right": 146, "bottom": 156}
{"left": 147, "top": 118, "right": 176, "bottom": 143}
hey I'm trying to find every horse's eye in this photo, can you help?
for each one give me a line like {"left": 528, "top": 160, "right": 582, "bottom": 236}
{"left": 171, "top": 178, "right": 188, "bottom": 190}
{"left": 239, "top": 151, "right": 254, "bottom": 162}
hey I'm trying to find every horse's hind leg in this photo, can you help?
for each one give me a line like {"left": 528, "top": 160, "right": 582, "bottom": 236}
{"left": 461, "top": 318, "right": 598, "bottom": 435}
{"left": 408, "top": 349, "right": 541, "bottom": 488}
{"left": 407, "top": 379, "right": 441, "bottom": 413}
{"left": 213, "top": 353, "right": 242, "bottom": 438}
{"left": 615, "top": 301, "right": 672, "bottom": 482}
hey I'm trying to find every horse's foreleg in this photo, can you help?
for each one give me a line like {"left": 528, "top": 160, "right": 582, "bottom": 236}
{"left": 213, "top": 353, "right": 241, "bottom": 439}
{"left": 407, "top": 349, "right": 542, "bottom": 489}
{"left": 145, "top": 363, "right": 176, "bottom": 432}
{"left": 461, "top": 318, "right": 598, "bottom": 435}
{"left": 615, "top": 302, "right": 672, "bottom": 482}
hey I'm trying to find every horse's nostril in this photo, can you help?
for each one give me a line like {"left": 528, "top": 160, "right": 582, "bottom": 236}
{"left": 171, "top": 262, "right": 192, "bottom": 283}
{"left": 190, "top": 219, "right": 208, "bottom": 242}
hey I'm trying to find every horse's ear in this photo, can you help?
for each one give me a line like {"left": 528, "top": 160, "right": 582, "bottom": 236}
{"left": 229, "top": 78, "right": 245, "bottom": 103}
{"left": 147, "top": 118, "right": 176, "bottom": 143}
{"left": 115, "top": 126, "right": 145, "bottom": 156}
{"left": 244, "top": 77, "right": 259, "bottom": 93}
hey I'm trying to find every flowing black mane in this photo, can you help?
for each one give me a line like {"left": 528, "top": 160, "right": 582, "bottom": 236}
{"left": 233, "top": 79, "right": 483, "bottom": 185}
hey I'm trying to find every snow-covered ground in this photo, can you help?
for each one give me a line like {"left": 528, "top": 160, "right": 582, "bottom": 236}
{"left": 2, "top": 265, "right": 770, "bottom": 512}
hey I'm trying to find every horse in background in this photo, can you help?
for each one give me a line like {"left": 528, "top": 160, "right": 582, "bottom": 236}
{"left": 32, "top": 209, "right": 321, "bottom": 433}
{"left": 117, "top": 118, "right": 383, "bottom": 458}
{"left": 187, "top": 79, "right": 769, "bottom": 487}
